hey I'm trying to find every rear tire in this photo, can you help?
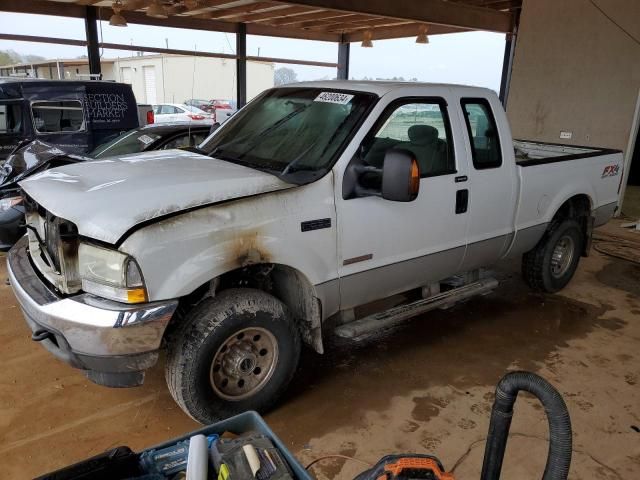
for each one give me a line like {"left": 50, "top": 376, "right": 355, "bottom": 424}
{"left": 522, "top": 218, "right": 584, "bottom": 293}
{"left": 165, "top": 288, "right": 301, "bottom": 424}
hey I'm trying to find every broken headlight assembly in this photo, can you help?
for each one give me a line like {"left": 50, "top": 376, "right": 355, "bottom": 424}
{"left": 78, "top": 243, "right": 148, "bottom": 304}
{"left": 0, "top": 196, "right": 22, "bottom": 212}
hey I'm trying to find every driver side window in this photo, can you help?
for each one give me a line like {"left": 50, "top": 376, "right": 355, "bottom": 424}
{"left": 363, "top": 100, "right": 455, "bottom": 178}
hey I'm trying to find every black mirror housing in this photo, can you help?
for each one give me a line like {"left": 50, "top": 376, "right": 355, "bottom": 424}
{"left": 381, "top": 149, "right": 420, "bottom": 202}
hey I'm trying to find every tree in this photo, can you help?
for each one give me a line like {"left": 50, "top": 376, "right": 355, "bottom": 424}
{"left": 0, "top": 50, "right": 19, "bottom": 66}
{"left": 274, "top": 67, "right": 298, "bottom": 86}
{"left": 0, "top": 49, "right": 45, "bottom": 66}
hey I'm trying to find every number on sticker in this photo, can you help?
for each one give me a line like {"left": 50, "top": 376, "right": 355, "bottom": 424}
{"left": 314, "top": 92, "right": 354, "bottom": 105}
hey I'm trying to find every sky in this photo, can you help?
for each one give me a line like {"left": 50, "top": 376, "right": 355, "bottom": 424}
{"left": 0, "top": 12, "right": 506, "bottom": 92}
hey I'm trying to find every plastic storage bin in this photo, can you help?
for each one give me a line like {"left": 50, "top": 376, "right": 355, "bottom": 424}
{"left": 37, "top": 411, "right": 312, "bottom": 480}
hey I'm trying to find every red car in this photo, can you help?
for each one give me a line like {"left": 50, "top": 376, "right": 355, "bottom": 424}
{"left": 184, "top": 99, "right": 215, "bottom": 114}
{"left": 184, "top": 99, "right": 237, "bottom": 123}
{"left": 209, "top": 99, "right": 237, "bottom": 123}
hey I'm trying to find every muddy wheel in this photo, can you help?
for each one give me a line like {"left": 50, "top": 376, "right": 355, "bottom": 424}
{"left": 522, "top": 218, "right": 584, "bottom": 293}
{"left": 165, "top": 288, "right": 300, "bottom": 424}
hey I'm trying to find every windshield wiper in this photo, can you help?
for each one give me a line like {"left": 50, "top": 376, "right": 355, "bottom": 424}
{"left": 319, "top": 113, "right": 352, "bottom": 157}
{"left": 281, "top": 140, "right": 320, "bottom": 176}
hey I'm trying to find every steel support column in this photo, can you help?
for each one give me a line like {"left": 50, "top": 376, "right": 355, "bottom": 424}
{"left": 498, "top": 31, "right": 516, "bottom": 107}
{"left": 84, "top": 6, "right": 101, "bottom": 78}
{"left": 236, "top": 23, "right": 247, "bottom": 108}
{"left": 337, "top": 39, "right": 350, "bottom": 80}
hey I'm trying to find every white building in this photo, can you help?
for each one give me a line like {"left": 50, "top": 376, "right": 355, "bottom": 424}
{"left": 0, "top": 54, "right": 274, "bottom": 104}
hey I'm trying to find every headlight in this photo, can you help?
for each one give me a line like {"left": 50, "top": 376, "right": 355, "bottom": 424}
{"left": 0, "top": 196, "right": 22, "bottom": 212}
{"left": 78, "top": 243, "right": 147, "bottom": 304}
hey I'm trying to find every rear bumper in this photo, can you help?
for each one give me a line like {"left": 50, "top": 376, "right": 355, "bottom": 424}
{"left": 7, "top": 236, "right": 178, "bottom": 387}
{"left": 593, "top": 201, "right": 618, "bottom": 227}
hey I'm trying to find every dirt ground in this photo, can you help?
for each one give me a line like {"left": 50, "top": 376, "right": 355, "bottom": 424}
{"left": 1, "top": 221, "right": 639, "bottom": 479}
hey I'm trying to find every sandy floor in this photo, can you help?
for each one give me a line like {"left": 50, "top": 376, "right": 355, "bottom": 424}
{"left": 1, "top": 222, "right": 639, "bottom": 479}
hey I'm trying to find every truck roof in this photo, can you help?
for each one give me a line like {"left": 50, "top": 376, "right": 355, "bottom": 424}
{"left": 0, "top": 77, "right": 120, "bottom": 86}
{"left": 279, "top": 80, "right": 496, "bottom": 98}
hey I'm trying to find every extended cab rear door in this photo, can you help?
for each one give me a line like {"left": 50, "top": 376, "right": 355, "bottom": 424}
{"left": 334, "top": 87, "right": 471, "bottom": 309}
{"left": 453, "top": 92, "right": 517, "bottom": 271}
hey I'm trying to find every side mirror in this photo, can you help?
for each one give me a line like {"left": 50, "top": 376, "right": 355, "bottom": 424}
{"left": 381, "top": 149, "right": 420, "bottom": 202}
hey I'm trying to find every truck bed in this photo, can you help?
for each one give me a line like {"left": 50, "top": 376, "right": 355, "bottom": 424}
{"left": 512, "top": 139, "right": 623, "bottom": 240}
{"left": 514, "top": 139, "right": 621, "bottom": 167}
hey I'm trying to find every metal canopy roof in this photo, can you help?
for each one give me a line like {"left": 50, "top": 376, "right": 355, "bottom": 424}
{"left": 3, "top": 0, "right": 520, "bottom": 42}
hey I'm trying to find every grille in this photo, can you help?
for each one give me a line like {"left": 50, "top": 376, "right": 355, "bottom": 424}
{"left": 44, "top": 211, "right": 62, "bottom": 271}
{"left": 23, "top": 193, "right": 81, "bottom": 293}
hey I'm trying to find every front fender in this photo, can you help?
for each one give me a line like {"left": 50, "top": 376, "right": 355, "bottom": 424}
{"left": 120, "top": 176, "right": 338, "bottom": 303}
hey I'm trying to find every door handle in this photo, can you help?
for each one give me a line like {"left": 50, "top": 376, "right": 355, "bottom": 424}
{"left": 456, "top": 189, "right": 469, "bottom": 214}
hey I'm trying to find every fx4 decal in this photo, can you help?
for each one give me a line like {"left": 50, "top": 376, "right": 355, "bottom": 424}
{"left": 602, "top": 164, "right": 620, "bottom": 178}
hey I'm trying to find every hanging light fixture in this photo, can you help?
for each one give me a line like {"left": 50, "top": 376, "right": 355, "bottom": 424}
{"left": 361, "top": 30, "right": 373, "bottom": 48}
{"left": 147, "top": 1, "right": 168, "bottom": 18}
{"left": 109, "top": 1, "right": 127, "bottom": 27}
{"left": 416, "top": 25, "right": 429, "bottom": 44}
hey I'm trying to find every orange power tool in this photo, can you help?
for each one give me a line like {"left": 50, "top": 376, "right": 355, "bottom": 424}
{"left": 354, "top": 454, "right": 455, "bottom": 480}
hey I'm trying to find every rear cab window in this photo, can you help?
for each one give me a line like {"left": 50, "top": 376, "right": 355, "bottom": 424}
{"left": 31, "top": 100, "right": 85, "bottom": 133}
{"left": 461, "top": 98, "right": 502, "bottom": 169}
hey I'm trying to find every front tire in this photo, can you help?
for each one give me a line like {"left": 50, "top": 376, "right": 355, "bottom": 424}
{"left": 522, "top": 218, "right": 584, "bottom": 293}
{"left": 165, "top": 289, "right": 301, "bottom": 424}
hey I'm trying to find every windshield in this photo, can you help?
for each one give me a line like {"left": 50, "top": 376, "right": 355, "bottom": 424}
{"left": 200, "top": 88, "right": 375, "bottom": 184}
{"left": 89, "top": 129, "right": 160, "bottom": 159}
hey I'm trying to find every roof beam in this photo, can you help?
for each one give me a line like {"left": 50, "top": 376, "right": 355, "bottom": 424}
{"left": 233, "top": 5, "right": 314, "bottom": 22}
{"left": 276, "top": 0, "right": 514, "bottom": 32}
{"left": 0, "top": 0, "right": 340, "bottom": 41}
{"left": 266, "top": 10, "right": 352, "bottom": 26}
{"left": 246, "top": 22, "right": 340, "bottom": 41}
{"left": 316, "top": 19, "right": 414, "bottom": 33}
{"left": 168, "top": 0, "right": 241, "bottom": 16}
{"left": 195, "top": 2, "right": 276, "bottom": 20}
{"left": 275, "top": 14, "right": 374, "bottom": 29}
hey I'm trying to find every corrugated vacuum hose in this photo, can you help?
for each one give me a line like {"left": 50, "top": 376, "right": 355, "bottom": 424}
{"left": 480, "top": 371, "right": 572, "bottom": 480}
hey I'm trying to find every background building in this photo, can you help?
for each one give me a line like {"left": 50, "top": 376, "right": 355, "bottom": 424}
{"left": 0, "top": 54, "right": 274, "bottom": 104}
{"left": 506, "top": 0, "right": 640, "bottom": 217}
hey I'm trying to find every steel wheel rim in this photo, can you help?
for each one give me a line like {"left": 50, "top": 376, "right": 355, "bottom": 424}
{"left": 550, "top": 235, "right": 575, "bottom": 278}
{"left": 210, "top": 327, "right": 279, "bottom": 401}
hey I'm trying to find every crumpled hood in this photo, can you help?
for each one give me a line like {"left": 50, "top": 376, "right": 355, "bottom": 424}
{"left": 20, "top": 149, "right": 293, "bottom": 244}
{"left": 0, "top": 140, "right": 87, "bottom": 188}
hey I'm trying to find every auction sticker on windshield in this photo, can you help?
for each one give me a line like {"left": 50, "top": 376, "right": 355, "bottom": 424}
{"left": 314, "top": 92, "right": 354, "bottom": 104}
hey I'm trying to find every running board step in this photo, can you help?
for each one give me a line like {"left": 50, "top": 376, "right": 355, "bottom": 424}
{"left": 334, "top": 277, "right": 499, "bottom": 339}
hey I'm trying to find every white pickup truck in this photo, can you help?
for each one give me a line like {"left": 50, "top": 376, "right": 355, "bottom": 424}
{"left": 7, "top": 81, "right": 623, "bottom": 423}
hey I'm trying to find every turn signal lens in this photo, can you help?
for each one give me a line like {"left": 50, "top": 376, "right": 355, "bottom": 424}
{"left": 127, "top": 288, "right": 148, "bottom": 304}
{"left": 409, "top": 158, "right": 420, "bottom": 198}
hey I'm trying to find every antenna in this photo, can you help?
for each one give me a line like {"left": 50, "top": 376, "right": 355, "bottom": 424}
{"left": 189, "top": 44, "right": 197, "bottom": 143}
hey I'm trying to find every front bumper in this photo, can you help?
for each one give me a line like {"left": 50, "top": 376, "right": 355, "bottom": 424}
{"left": 7, "top": 236, "right": 178, "bottom": 387}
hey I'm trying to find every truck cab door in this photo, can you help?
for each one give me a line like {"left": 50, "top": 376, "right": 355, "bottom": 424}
{"left": 454, "top": 96, "right": 517, "bottom": 271}
{"left": 334, "top": 91, "right": 470, "bottom": 310}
